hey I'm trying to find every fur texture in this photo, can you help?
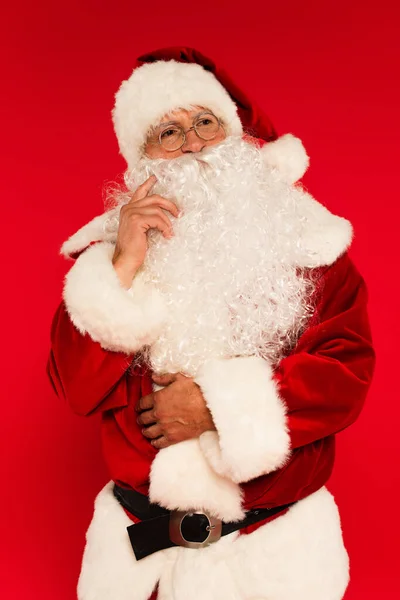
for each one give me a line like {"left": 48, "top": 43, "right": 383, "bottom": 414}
{"left": 77, "top": 482, "right": 168, "bottom": 600}
{"left": 196, "top": 357, "right": 291, "bottom": 483}
{"left": 112, "top": 60, "right": 243, "bottom": 170}
{"left": 61, "top": 209, "right": 120, "bottom": 259}
{"left": 79, "top": 482, "right": 349, "bottom": 600}
{"left": 61, "top": 135, "right": 351, "bottom": 269}
{"left": 260, "top": 133, "right": 310, "bottom": 183}
{"left": 63, "top": 242, "right": 167, "bottom": 353}
{"left": 149, "top": 438, "right": 245, "bottom": 522}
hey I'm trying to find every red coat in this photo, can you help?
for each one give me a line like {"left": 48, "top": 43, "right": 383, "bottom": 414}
{"left": 47, "top": 250, "right": 375, "bottom": 511}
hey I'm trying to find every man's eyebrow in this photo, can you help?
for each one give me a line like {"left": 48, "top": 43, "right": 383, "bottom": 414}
{"left": 157, "top": 120, "right": 178, "bottom": 129}
{"left": 157, "top": 111, "right": 210, "bottom": 129}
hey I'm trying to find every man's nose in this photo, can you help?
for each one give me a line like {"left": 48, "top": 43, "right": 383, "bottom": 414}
{"left": 181, "top": 129, "right": 206, "bottom": 153}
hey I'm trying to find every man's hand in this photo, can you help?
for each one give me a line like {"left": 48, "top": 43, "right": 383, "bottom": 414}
{"left": 112, "top": 175, "right": 180, "bottom": 288}
{"left": 135, "top": 373, "right": 216, "bottom": 449}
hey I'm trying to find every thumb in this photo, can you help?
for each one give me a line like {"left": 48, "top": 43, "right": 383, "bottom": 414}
{"left": 151, "top": 372, "right": 178, "bottom": 386}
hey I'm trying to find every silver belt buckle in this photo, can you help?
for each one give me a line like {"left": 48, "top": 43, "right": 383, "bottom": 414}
{"left": 169, "top": 510, "right": 222, "bottom": 549}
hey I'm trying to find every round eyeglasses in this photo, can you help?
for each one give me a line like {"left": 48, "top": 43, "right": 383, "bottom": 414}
{"left": 154, "top": 112, "right": 223, "bottom": 152}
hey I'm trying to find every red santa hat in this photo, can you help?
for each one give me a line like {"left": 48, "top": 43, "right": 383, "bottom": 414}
{"left": 112, "top": 47, "right": 309, "bottom": 183}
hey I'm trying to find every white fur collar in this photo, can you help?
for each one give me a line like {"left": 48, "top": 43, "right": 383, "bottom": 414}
{"left": 61, "top": 135, "right": 353, "bottom": 268}
{"left": 61, "top": 197, "right": 352, "bottom": 269}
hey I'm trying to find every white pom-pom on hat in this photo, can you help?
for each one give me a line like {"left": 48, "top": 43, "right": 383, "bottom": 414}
{"left": 260, "top": 133, "right": 310, "bottom": 184}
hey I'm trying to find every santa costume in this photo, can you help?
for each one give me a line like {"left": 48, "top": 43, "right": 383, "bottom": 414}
{"left": 47, "top": 48, "right": 376, "bottom": 600}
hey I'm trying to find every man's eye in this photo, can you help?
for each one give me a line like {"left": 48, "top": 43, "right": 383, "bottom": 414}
{"left": 161, "top": 128, "right": 178, "bottom": 139}
{"left": 197, "top": 119, "right": 212, "bottom": 126}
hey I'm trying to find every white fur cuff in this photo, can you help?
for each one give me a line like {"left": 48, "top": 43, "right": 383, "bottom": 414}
{"left": 195, "top": 356, "right": 291, "bottom": 483}
{"left": 63, "top": 242, "right": 167, "bottom": 353}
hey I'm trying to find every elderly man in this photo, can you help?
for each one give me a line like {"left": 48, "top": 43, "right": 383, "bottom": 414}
{"left": 47, "top": 48, "right": 375, "bottom": 600}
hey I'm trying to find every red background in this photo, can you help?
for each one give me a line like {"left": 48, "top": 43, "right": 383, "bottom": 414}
{"left": 2, "top": 1, "right": 399, "bottom": 598}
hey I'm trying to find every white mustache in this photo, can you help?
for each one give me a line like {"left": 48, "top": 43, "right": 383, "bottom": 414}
{"left": 124, "top": 136, "right": 256, "bottom": 194}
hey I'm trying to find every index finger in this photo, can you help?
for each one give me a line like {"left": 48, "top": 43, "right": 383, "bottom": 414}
{"left": 130, "top": 175, "right": 157, "bottom": 203}
{"left": 135, "top": 393, "right": 155, "bottom": 413}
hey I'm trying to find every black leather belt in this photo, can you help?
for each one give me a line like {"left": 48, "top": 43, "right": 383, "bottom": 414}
{"left": 113, "top": 483, "right": 296, "bottom": 561}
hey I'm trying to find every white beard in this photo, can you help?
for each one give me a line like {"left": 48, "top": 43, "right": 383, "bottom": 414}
{"left": 121, "top": 137, "right": 316, "bottom": 376}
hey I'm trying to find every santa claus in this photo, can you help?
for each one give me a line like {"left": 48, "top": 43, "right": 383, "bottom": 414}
{"left": 47, "top": 48, "right": 375, "bottom": 600}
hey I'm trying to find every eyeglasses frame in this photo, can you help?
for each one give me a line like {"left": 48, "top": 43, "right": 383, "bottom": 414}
{"left": 150, "top": 111, "right": 225, "bottom": 152}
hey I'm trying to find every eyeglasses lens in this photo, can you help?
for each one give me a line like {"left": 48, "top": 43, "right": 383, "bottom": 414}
{"left": 159, "top": 114, "right": 220, "bottom": 151}
{"left": 160, "top": 127, "right": 184, "bottom": 151}
{"left": 195, "top": 115, "right": 220, "bottom": 140}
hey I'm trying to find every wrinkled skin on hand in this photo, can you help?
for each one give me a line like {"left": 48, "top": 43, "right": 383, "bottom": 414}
{"left": 135, "top": 372, "right": 216, "bottom": 449}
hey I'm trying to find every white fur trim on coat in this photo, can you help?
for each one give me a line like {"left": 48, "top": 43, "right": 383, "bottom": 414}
{"left": 77, "top": 482, "right": 169, "bottom": 600}
{"left": 260, "top": 133, "right": 310, "bottom": 184}
{"left": 195, "top": 357, "right": 291, "bottom": 484}
{"left": 294, "top": 189, "right": 353, "bottom": 268}
{"left": 60, "top": 208, "right": 119, "bottom": 259}
{"left": 60, "top": 153, "right": 352, "bottom": 272}
{"left": 149, "top": 438, "right": 245, "bottom": 522}
{"left": 79, "top": 483, "right": 349, "bottom": 600}
{"left": 63, "top": 241, "right": 167, "bottom": 353}
{"left": 112, "top": 60, "right": 243, "bottom": 170}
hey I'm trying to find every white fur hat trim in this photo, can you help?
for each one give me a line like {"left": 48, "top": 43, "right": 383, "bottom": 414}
{"left": 112, "top": 60, "right": 243, "bottom": 170}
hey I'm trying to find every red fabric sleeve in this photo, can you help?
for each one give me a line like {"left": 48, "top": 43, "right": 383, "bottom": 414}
{"left": 274, "top": 252, "right": 376, "bottom": 449}
{"left": 46, "top": 301, "right": 134, "bottom": 416}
